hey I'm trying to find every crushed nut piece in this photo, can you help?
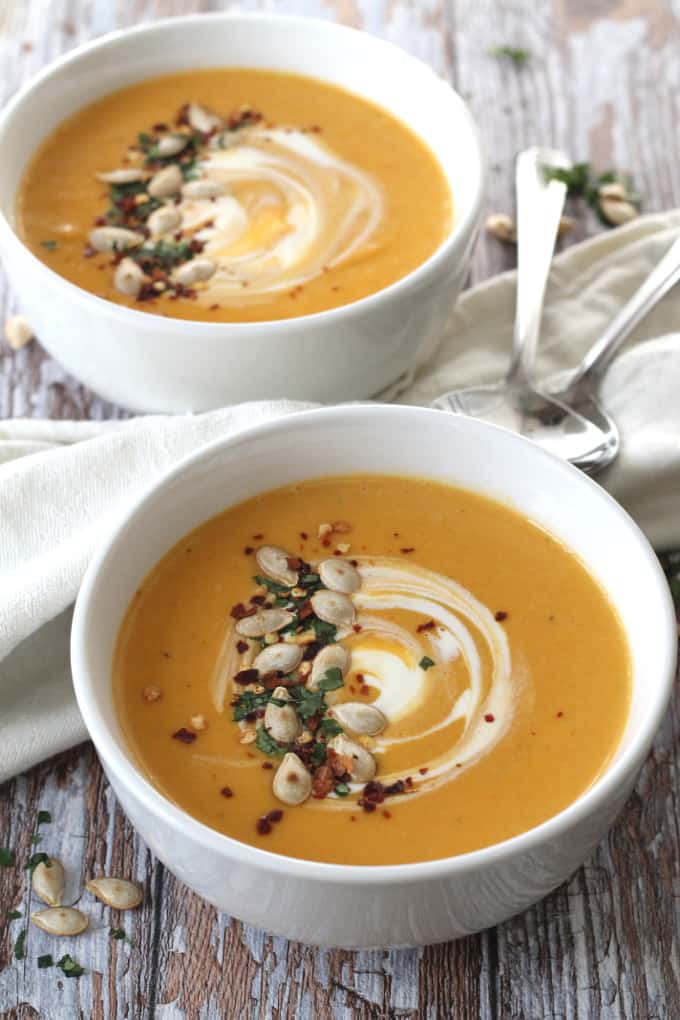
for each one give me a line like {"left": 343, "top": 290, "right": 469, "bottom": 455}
{"left": 336, "top": 543, "right": 351, "bottom": 554}
{"left": 190, "top": 714, "right": 207, "bottom": 731}
{"left": 332, "top": 520, "right": 351, "bottom": 533}
{"left": 239, "top": 729, "right": 257, "bottom": 745}
{"left": 318, "top": 522, "right": 333, "bottom": 539}
{"left": 142, "top": 685, "right": 162, "bottom": 703}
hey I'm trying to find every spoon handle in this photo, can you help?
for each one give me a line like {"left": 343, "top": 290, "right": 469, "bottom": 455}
{"left": 506, "top": 147, "right": 570, "bottom": 386}
{"left": 568, "top": 235, "right": 680, "bottom": 389}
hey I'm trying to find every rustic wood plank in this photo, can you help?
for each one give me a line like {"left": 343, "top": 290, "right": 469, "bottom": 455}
{"left": 1, "top": 1, "right": 680, "bottom": 1018}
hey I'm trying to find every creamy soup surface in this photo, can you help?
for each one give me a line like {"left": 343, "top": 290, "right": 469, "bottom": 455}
{"left": 16, "top": 70, "right": 452, "bottom": 322}
{"left": 113, "top": 476, "right": 631, "bottom": 866}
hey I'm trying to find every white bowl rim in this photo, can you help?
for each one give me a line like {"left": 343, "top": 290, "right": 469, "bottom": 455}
{"left": 0, "top": 11, "right": 485, "bottom": 334}
{"left": 71, "top": 403, "right": 677, "bottom": 885}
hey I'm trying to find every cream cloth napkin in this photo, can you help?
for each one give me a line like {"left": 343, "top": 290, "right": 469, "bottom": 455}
{"left": 1, "top": 211, "right": 680, "bottom": 783}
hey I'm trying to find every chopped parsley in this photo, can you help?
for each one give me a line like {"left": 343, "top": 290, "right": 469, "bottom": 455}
{"left": 6, "top": 909, "right": 21, "bottom": 920}
{"left": 13, "top": 929, "right": 26, "bottom": 960}
{"left": 57, "top": 954, "right": 85, "bottom": 978}
{"left": 31, "top": 834, "right": 42, "bottom": 846}
{"left": 318, "top": 717, "right": 343, "bottom": 738}
{"left": 334, "top": 782, "right": 350, "bottom": 797}
{"left": 232, "top": 689, "right": 285, "bottom": 722}
{"left": 309, "top": 742, "right": 328, "bottom": 767}
{"left": 542, "top": 163, "right": 640, "bottom": 225}
{"left": 255, "top": 726, "right": 286, "bottom": 756}
{"left": 109, "top": 927, "right": 134, "bottom": 946}
{"left": 490, "top": 45, "right": 531, "bottom": 67}
{"left": 37, "top": 810, "right": 51, "bottom": 826}
{"left": 419, "top": 656, "right": 435, "bottom": 671}
{"left": 39, "top": 240, "right": 58, "bottom": 252}
{"left": 288, "top": 686, "right": 325, "bottom": 722}
{"left": 129, "top": 240, "right": 197, "bottom": 273}
{"left": 0, "top": 848, "right": 16, "bottom": 867}
{"left": 37, "top": 954, "right": 54, "bottom": 969}
{"left": 253, "top": 575, "right": 290, "bottom": 595}
{"left": 318, "top": 667, "right": 344, "bottom": 693}
{"left": 309, "top": 617, "right": 337, "bottom": 644}
{"left": 25, "top": 852, "right": 49, "bottom": 875}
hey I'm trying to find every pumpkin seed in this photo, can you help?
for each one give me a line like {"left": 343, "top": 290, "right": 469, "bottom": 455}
{"left": 170, "top": 258, "right": 217, "bottom": 287}
{"left": 181, "top": 177, "right": 224, "bottom": 199}
{"left": 86, "top": 877, "right": 143, "bottom": 910}
{"left": 31, "top": 858, "right": 65, "bottom": 907}
{"left": 96, "top": 168, "right": 148, "bottom": 184}
{"left": 188, "top": 103, "right": 224, "bottom": 134}
{"left": 156, "top": 133, "right": 189, "bottom": 157}
{"left": 88, "top": 226, "right": 144, "bottom": 253}
{"left": 329, "top": 702, "right": 387, "bottom": 736}
{"left": 599, "top": 197, "right": 639, "bottom": 226}
{"left": 235, "top": 608, "right": 294, "bottom": 638}
{"left": 310, "top": 590, "right": 355, "bottom": 629}
{"left": 31, "top": 907, "right": 88, "bottom": 936}
{"left": 329, "top": 734, "right": 377, "bottom": 783}
{"left": 318, "top": 558, "right": 360, "bottom": 595}
{"left": 148, "top": 164, "right": 183, "bottom": 199}
{"left": 255, "top": 546, "right": 298, "bottom": 586}
{"left": 253, "top": 642, "right": 303, "bottom": 677}
{"left": 114, "top": 256, "right": 149, "bottom": 298}
{"left": 308, "top": 644, "right": 350, "bottom": 691}
{"left": 147, "top": 204, "right": 182, "bottom": 237}
{"left": 263, "top": 686, "right": 301, "bottom": 744}
{"left": 272, "top": 752, "right": 312, "bottom": 806}
{"left": 4, "top": 314, "right": 33, "bottom": 350}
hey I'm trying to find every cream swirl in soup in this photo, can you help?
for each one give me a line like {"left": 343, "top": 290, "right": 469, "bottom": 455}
{"left": 181, "top": 128, "right": 384, "bottom": 301}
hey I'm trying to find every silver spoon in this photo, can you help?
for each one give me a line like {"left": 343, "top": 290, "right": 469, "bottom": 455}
{"left": 433, "top": 147, "right": 610, "bottom": 463}
{"left": 543, "top": 235, "right": 680, "bottom": 473}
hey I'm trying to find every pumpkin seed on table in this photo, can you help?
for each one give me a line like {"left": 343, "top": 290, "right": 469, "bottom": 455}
{"left": 31, "top": 857, "right": 65, "bottom": 907}
{"left": 272, "top": 752, "right": 312, "bottom": 806}
{"left": 86, "top": 877, "right": 143, "bottom": 910}
{"left": 235, "top": 608, "right": 293, "bottom": 638}
{"left": 308, "top": 643, "right": 350, "bottom": 691}
{"left": 4, "top": 314, "right": 34, "bottom": 350}
{"left": 329, "top": 734, "right": 377, "bottom": 782}
{"left": 318, "top": 558, "right": 361, "bottom": 594}
{"left": 328, "top": 702, "right": 387, "bottom": 736}
{"left": 255, "top": 546, "right": 299, "bottom": 587}
{"left": 263, "top": 687, "right": 301, "bottom": 744}
{"left": 310, "top": 590, "right": 355, "bottom": 629}
{"left": 32, "top": 906, "right": 88, "bottom": 936}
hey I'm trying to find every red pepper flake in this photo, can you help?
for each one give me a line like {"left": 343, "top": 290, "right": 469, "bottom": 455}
{"left": 209, "top": 303, "right": 220, "bottom": 310}
{"left": 266, "top": 809, "right": 283, "bottom": 824}
{"left": 234, "top": 668, "right": 259, "bottom": 686}
{"left": 172, "top": 728, "right": 196, "bottom": 744}
{"left": 350, "top": 559, "right": 359, "bottom": 567}
{"left": 262, "top": 762, "right": 273, "bottom": 770}
{"left": 230, "top": 602, "right": 257, "bottom": 620}
{"left": 356, "top": 672, "right": 365, "bottom": 683}
{"left": 352, "top": 624, "right": 362, "bottom": 633}
{"left": 418, "top": 767, "right": 429, "bottom": 775}
{"left": 400, "top": 547, "right": 415, "bottom": 554}
{"left": 256, "top": 817, "right": 272, "bottom": 835}
{"left": 416, "top": 620, "right": 436, "bottom": 633}
{"left": 556, "top": 711, "right": 564, "bottom": 718}
{"left": 220, "top": 786, "right": 233, "bottom": 798}
{"left": 404, "top": 776, "right": 414, "bottom": 788}
{"left": 494, "top": 611, "right": 508, "bottom": 622}
{"left": 236, "top": 640, "right": 249, "bottom": 654}
{"left": 286, "top": 556, "right": 302, "bottom": 570}
{"left": 383, "top": 810, "right": 392, "bottom": 819}
{"left": 162, "top": 651, "right": 172, "bottom": 659}
{"left": 312, "top": 765, "right": 335, "bottom": 799}
{"left": 484, "top": 713, "right": 495, "bottom": 723}
{"left": 299, "top": 531, "right": 308, "bottom": 540}
{"left": 361, "top": 801, "right": 376, "bottom": 813}
{"left": 250, "top": 594, "right": 266, "bottom": 605}
{"left": 244, "top": 545, "right": 255, "bottom": 555}
{"left": 360, "top": 684, "right": 370, "bottom": 697}
{"left": 322, "top": 537, "right": 332, "bottom": 548}
{"left": 252, "top": 533, "right": 264, "bottom": 540}
{"left": 298, "top": 601, "right": 313, "bottom": 621}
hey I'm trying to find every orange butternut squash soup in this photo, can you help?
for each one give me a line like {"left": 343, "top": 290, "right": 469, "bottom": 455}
{"left": 16, "top": 70, "right": 451, "bottom": 322}
{"left": 113, "top": 476, "right": 631, "bottom": 865}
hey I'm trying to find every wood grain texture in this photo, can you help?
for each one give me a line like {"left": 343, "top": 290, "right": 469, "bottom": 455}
{"left": 1, "top": 2, "right": 679, "bottom": 1018}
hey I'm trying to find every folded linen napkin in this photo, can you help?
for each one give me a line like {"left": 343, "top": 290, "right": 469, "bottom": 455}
{"left": 1, "top": 211, "right": 679, "bottom": 783}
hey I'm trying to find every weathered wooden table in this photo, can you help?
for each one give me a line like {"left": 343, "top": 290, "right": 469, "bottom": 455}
{"left": 1, "top": 1, "right": 679, "bottom": 1017}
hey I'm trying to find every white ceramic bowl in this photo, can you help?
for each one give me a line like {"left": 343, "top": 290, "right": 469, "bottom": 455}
{"left": 0, "top": 14, "right": 484, "bottom": 413}
{"left": 71, "top": 405, "right": 676, "bottom": 948}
